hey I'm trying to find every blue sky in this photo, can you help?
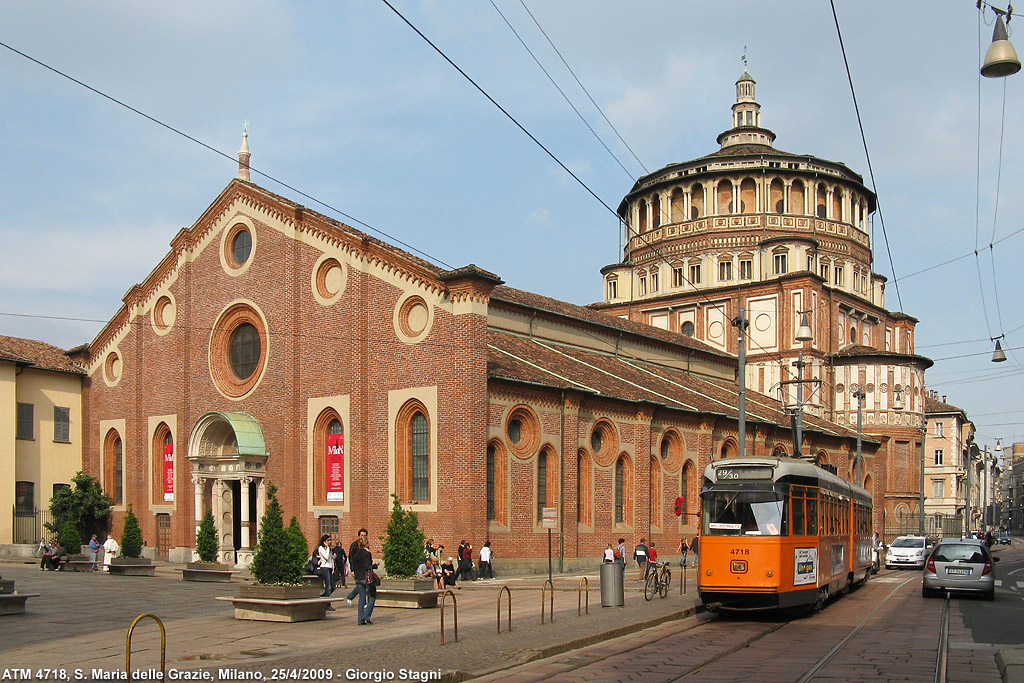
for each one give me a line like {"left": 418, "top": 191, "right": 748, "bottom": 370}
{"left": 1, "top": 1, "right": 1022, "bottom": 448}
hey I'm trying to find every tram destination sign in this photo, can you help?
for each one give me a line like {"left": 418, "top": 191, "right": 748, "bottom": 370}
{"left": 715, "top": 466, "right": 773, "bottom": 481}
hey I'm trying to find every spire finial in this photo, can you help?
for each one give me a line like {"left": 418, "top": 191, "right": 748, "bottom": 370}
{"left": 237, "top": 122, "right": 251, "bottom": 181}
{"left": 742, "top": 47, "right": 748, "bottom": 71}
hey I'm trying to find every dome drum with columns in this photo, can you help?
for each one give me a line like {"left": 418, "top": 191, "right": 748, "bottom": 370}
{"left": 593, "top": 70, "right": 932, "bottom": 530}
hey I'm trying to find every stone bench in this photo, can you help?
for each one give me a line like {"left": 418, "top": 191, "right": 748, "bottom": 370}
{"left": 107, "top": 562, "right": 156, "bottom": 576}
{"left": 0, "top": 592, "right": 41, "bottom": 616}
{"left": 64, "top": 560, "right": 96, "bottom": 572}
{"left": 374, "top": 588, "right": 443, "bottom": 609}
{"left": 215, "top": 596, "right": 335, "bottom": 622}
{"left": 301, "top": 574, "right": 325, "bottom": 589}
{"left": 178, "top": 568, "right": 237, "bottom": 582}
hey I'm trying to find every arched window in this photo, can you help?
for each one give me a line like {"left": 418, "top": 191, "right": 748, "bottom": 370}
{"left": 770, "top": 178, "right": 785, "bottom": 214}
{"left": 396, "top": 401, "right": 432, "bottom": 504}
{"left": 681, "top": 321, "right": 695, "bottom": 336}
{"left": 411, "top": 413, "right": 429, "bottom": 501}
{"left": 578, "top": 450, "right": 593, "bottom": 528}
{"left": 772, "top": 444, "right": 789, "bottom": 458}
{"left": 652, "top": 194, "right": 662, "bottom": 229}
{"left": 691, "top": 184, "right": 704, "bottom": 219}
{"left": 650, "top": 457, "right": 662, "bottom": 529}
{"left": 791, "top": 180, "right": 806, "bottom": 215}
{"left": 537, "top": 449, "right": 548, "bottom": 521}
{"left": 487, "top": 443, "right": 496, "bottom": 521}
{"left": 152, "top": 423, "right": 174, "bottom": 506}
{"left": 638, "top": 200, "right": 648, "bottom": 234}
{"left": 720, "top": 438, "right": 738, "bottom": 460}
{"left": 614, "top": 454, "right": 633, "bottom": 526}
{"left": 717, "top": 180, "right": 733, "bottom": 215}
{"left": 681, "top": 460, "right": 697, "bottom": 521}
{"left": 104, "top": 429, "right": 124, "bottom": 505}
{"left": 740, "top": 178, "right": 757, "bottom": 213}
{"left": 314, "top": 410, "right": 345, "bottom": 506}
{"left": 670, "top": 188, "right": 684, "bottom": 222}
{"left": 487, "top": 440, "right": 508, "bottom": 525}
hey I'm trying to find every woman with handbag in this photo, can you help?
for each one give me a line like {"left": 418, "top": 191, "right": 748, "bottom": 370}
{"left": 314, "top": 534, "right": 336, "bottom": 609}
{"left": 350, "top": 536, "right": 378, "bottom": 625}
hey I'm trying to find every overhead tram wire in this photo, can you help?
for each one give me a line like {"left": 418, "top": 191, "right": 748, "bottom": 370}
{"left": 0, "top": 41, "right": 455, "bottom": 273}
{"left": 829, "top": 0, "right": 903, "bottom": 312}
{"left": 487, "top": 0, "right": 637, "bottom": 180}
{"left": 516, "top": 0, "right": 649, "bottom": 175}
{"left": 379, "top": 0, "right": 799, "bottom": 368}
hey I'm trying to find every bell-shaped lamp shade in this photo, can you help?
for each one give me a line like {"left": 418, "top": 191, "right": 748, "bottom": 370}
{"left": 982, "top": 16, "right": 1022, "bottom": 78}
{"left": 993, "top": 338, "right": 1008, "bottom": 362}
{"left": 892, "top": 390, "right": 904, "bottom": 411}
{"left": 795, "top": 313, "right": 813, "bottom": 342}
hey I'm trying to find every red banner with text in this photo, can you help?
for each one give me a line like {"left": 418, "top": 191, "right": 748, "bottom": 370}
{"left": 163, "top": 443, "right": 174, "bottom": 502}
{"left": 326, "top": 433, "right": 344, "bottom": 502}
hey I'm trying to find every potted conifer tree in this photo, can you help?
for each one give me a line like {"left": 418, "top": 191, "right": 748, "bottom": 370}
{"left": 218, "top": 483, "right": 328, "bottom": 622}
{"left": 182, "top": 510, "right": 234, "bottom": 582}
{"left": 109, "top": 506, "right": 156, "bottom": 576}
{"left": 377, "top": 493, "right": 438, "bottom": 605}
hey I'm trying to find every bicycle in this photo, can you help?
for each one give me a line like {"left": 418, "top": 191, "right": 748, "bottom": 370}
{"left": 32, "top": 538, "right": 49, "bottom": 558}
{"left": 644, "top": 561, "right": 671, "bottom": 600}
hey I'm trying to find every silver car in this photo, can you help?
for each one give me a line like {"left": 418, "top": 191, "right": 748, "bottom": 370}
{"left": 885, "top": 535, "right": 930, "bottom": 569}
{"left": 921, "top": 539, "right": 997, "bottom": 600}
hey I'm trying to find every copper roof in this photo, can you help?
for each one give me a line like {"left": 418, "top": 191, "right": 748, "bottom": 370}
{"left": 0, "top": 335, "right": 85, "bottom": 374}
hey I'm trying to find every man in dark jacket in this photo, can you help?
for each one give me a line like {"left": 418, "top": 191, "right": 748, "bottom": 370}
{"left": 344, "top": 528, "right": 368, "bottom": 605}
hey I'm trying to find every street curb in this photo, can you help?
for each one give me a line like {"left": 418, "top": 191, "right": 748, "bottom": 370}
{"left": 997, "top": 647, "right": 1024, "bottom": 683}
{"left": 441, "top": 602, "right": 706, "bottom": 682}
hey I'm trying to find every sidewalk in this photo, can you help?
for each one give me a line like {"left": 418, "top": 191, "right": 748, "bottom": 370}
{"left": 0, "top": 558, "right": 703, "bottom": 681}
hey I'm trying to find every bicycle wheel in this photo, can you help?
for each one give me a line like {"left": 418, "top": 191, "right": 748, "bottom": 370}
{"left": 660, "top": 569, "right": 671, "bottom": 598}
{"left": 644, "top": 571, "right": 658, "bottom": 601}
{"left": 32, "top": 544, "right": 43, "bottom": 558}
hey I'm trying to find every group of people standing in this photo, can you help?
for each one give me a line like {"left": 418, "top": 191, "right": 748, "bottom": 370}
{"left": 310, "top": 528, "right": 378, "bottom": 624}
{"left": 417, "top": 539, "right": 495, "bottom": 590}
{"left": 602, "top": 536, "right": 699, "bottom": 579}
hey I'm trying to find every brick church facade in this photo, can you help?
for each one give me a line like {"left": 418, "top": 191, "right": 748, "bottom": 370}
{"left": 70, "top": 125, "right": 877, "bottom": 568}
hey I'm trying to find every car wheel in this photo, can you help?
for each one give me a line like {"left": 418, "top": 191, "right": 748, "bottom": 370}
{"left": 985, "top": 589, "right": 995, "bottom": 601}
{"left": 921, "top": 586, "right": 933, "bottom": 598}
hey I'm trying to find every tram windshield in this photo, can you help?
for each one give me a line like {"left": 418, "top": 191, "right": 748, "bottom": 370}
{"left": 702, "top": 490, "right": 788, "bottom": 536}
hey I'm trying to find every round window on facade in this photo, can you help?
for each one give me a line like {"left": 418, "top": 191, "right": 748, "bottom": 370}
{"left": 229, "top": 322, "right": 260, "bottom": 380}
{"left": 210, "top": 302, "right": 268, "bottom": 398}
{"left": 505, "top": 405, "right": 540, "bottom": 459}
{"left": 591, "top": 430, "right": 603, "bottom": 453}
{"left": 233, "top": 229, "right": 252, "bottom": 265}
{"left": 590, "top": 419, "right": 619, "bottom": 467}
{"left": 681, "top": 321, "right": 695, "bottom": 336}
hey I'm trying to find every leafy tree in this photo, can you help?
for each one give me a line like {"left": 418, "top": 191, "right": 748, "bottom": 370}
{"left": 287, "top": 516, "right": 310, "bottom": 573}
{"left": 121, "top": 506, "right": 144, "bottom": 559}
{"left": 250, "top": 483, "right": 303, "bottom": 585}
{"left": 196, "top": 510, "right": 219, "bottom": 563}
{"left": 381, "top": 493, "right": 425, "bottom": 578}
{"left": 60, "top": 520, "right": 82, "bottom": 555}
{"left": 47, "top": 472, "right": 113, "bottom": 541}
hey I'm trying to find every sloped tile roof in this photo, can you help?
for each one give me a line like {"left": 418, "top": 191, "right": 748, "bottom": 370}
{"left": 0, "top": 335, "right": 85, "bottom": 374}
{"left": 487, "top": 331, "right": 862, "bottom": 441}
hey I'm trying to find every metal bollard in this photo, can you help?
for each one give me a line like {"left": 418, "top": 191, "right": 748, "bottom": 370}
{"left": 440, "top": 589, "right": 458, "bottom": 645}
{"left": 125, "top": 614, "right": 166, "bottom": 680}
{"left": 681, "top": 563, "right": 686, "bottom": 595}
{"left": 497, "top": 585, "right": 511, "bottom": 633}
{"left": 541, "top": 579, "right": 554, "bottom": 624}
{"left": 578, "top": 576, "right": 589, "bottom": 616}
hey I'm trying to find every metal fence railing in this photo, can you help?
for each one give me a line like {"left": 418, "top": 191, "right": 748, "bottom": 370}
{"left": 12, "top": 506, "right": 54, "bottom": 544}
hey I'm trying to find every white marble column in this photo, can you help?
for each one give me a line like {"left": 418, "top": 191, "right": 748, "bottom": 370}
{"left": 239, "top": 476, "right": 251, "bottom": 550}
{"left": 192, "top": 473, "right": 204, "bottom": 539}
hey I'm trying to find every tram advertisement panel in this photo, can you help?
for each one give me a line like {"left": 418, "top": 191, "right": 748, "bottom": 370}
{"left": 794, "top": 547, "right": 817, "bottom": 585}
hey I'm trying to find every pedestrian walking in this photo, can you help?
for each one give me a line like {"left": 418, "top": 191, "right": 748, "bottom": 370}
{"left": 679, "top": 537, "right": 688, "bottom": 568}
{"left": 615, "top": 538, "right": 626, "bottom": 576}
{"left": 332, "top": 539, "right": 348, "bottom": 588}
{"left": 633, "top": 538, "right": 649, "bottom": 580}
{"left": 350, "top": 536, "right": 378, "bottom": 625}
{"left": 690, "top": 535, "right": 699, "bottom": 568}
{"left": 345, "top": 528, "right": 369, "bottom": 606}
{"left": 478, "top": 541, "right": 494, "bottom": 579}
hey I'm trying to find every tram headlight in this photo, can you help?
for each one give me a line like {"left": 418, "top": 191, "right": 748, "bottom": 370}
{"left": 766, "top": 569, "right": 774, "bottom": 577}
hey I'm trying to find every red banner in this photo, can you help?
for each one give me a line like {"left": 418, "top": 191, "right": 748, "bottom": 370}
{"left": 326, "top": 433, "right": 344, "bottom": 502}
{"left": 163, "top": 443, "right": 174, "bottom": 502}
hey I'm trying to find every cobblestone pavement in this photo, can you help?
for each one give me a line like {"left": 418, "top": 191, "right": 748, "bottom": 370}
{"left": 0, "top": 559, "right": 702, "bottom": 681}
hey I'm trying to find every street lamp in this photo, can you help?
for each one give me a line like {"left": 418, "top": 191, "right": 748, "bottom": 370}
{"left": 992, "top": 335, "right": 1008, "bottom": 362}
{"left": 982, "top": 12, "right": 1022, "bottom": 78}
{"left": 732, "top": 308, "right": 750, "bottom": 458}
{"left": 793, "top": 312, "right": 813, "bottom": 458}
{"left": 853, "top": 387, "right": 865, "bottom": 485}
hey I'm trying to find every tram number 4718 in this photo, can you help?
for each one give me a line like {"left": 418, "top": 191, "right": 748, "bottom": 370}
{"left": 730, "top": 548, "right": 749, "bottom": 555}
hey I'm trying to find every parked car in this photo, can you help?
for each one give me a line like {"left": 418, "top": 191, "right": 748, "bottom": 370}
{"left": 922, "top": 538, "right": 998, "bottom": 600}
{"left": 997, "top": 531, "right": 1012, "bottom": 545}
{"left": 886, "top": 535, "right": 930, "bottom": 569}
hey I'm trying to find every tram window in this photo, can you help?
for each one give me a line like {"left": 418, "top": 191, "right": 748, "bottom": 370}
{"left": 792, "top": 495, "right": 805, "bottom": 536}
{"left": 806, "top": 496, "right": 818, "bottom": 534}
{"left": 703, "top": 490, "right": 788, "bottom": 536}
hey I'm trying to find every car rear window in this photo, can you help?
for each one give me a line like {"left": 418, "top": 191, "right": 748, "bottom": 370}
{"left": 891, "top": 538, "right": 924, "bottom": 548}
{"left": 931, "top": 544, "right": 987, "bottom": 563}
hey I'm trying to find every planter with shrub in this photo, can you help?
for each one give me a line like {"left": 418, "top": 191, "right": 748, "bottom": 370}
{"left": 109, "top": 507, "right": 156, "bottom": 576}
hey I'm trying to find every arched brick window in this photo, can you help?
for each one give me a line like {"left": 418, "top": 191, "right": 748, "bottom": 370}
{"left": 681, "top": 459, "right": 697, "bottom": 523}
{"left": 313, "top": 409, "right": 344, "bottom": 506}
{"left": 650, "top": 457, "right": 662, "bottom": 529}
{"left": 614, "top": 453, "right": 633, "bottom": 526}
{"left": 536, "top": 445, "right": 558, "bottom": 523}
{"left": 104, "top": 429, "right": 123, "bottom": 505}
{"left": 577, "top": 449, "right": 593, "bottom": 528}
{"left": 396, "top": 400, "right": 431, "bottom": 504}
{"left": 772, "top": 444, "right": 789, "bottom": 458}
{"left": 720, "top": 438, "right": 738, "bottom": 460}
{"left": 487, "top": 440, "right": 508, "bottom": 525}
{"left": 151, "top": 423, "right": 173, "bottom": 506}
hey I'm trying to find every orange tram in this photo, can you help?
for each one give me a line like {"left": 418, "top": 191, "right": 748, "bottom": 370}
{"left": 698, "top": 456, "right": 873, "bottom": 612}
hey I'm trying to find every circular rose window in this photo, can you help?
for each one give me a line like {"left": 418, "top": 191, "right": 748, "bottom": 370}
{"left": 210, "top": 302, "right": 268, "bottom": 398}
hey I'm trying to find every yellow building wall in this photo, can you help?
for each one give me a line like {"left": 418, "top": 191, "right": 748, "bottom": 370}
{"left": 5, "top": 365, "right": 83, "bottom": 543}
{"left": 0, "top": 362, "right": 16, "bottom": 544}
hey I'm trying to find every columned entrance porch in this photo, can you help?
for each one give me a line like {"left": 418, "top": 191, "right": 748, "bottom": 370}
{"left": 188, "top": 411, "right": 269, "bottom": 568}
